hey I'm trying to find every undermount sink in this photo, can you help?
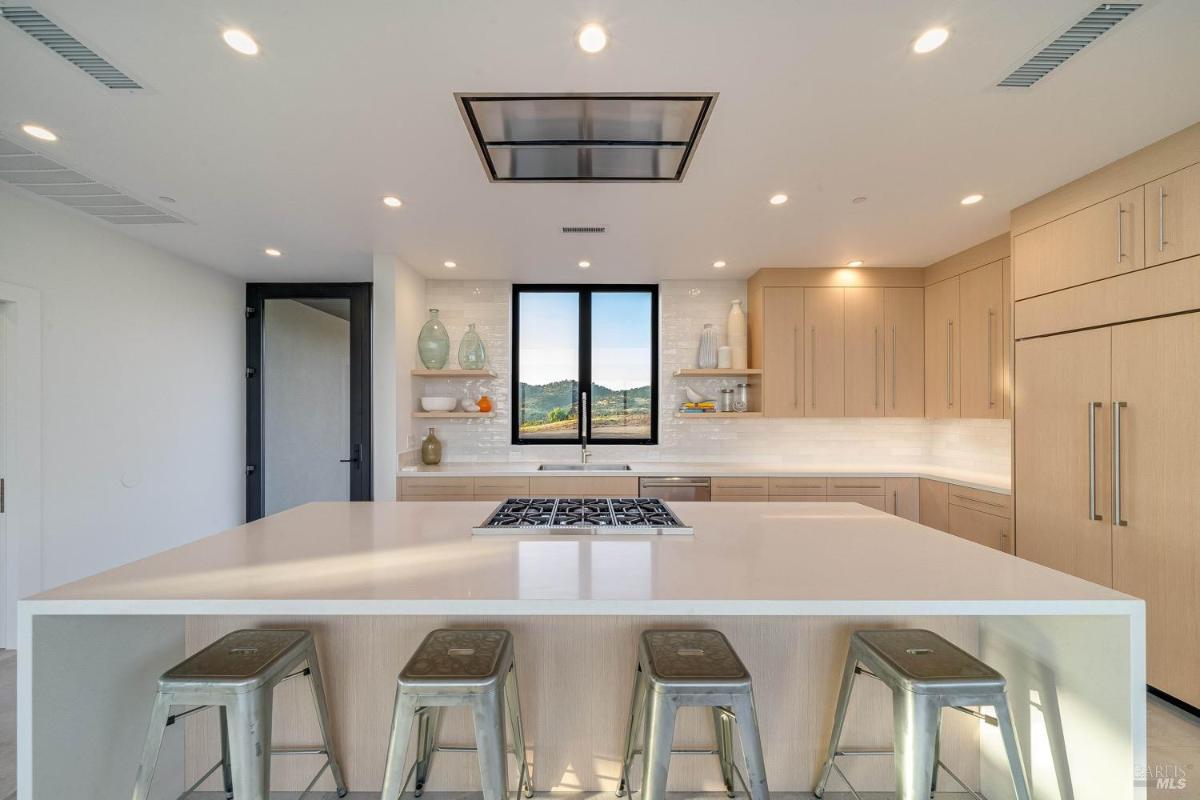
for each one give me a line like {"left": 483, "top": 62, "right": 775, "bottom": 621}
{"left": 538, "top": 464, "right": 632, "bottom": 471}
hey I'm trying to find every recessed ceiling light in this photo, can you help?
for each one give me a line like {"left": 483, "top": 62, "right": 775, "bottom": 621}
{"left": 222, "top": 29, "right": 259, "bottom": 56}
{"left": 769, "top": 193, "right": 788, "bottom": 205}
{"left": 713, "top": 260, "right": 727, "bottom": 269}
{"left": 578, "top": 260, "right": 591, "bottom": 269}
{"left": 577, "top": 23, "right": 608, "bottom": 53}
{"left": 913, "top": 27, "right": 949, "bottom": 54}
{"left": 382, "top": 195, "right": 403, "bottom": 208}
{"left": 21, "top": 123, "right": 57, "bottom": 142}
{"left": 443, "top": 261, "right": 457, "bottom": 269}
{"left": 264, "top": 248, "right": 282, "bottom": 257}
{"left": 846, "top": 259, "right": 864, "bottom": 268}
{"left": 960, "top": 193, "right": 984, "bottom": 206}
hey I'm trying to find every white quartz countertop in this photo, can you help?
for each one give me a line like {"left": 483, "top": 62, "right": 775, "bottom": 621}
{"left": 398, "top": 462, "right": 1011, "bottom": 494}
{"left": 25, "top": 501, "right": 1131, "bottom": 615}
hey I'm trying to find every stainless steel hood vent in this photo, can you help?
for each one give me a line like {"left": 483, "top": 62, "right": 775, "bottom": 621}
{"left": 456, "top": 93, "right": 717, "bottom": 182}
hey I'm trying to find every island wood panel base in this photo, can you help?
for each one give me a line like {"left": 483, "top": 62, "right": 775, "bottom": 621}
{"left": 183, "top": 615, "right": 981, "bottom": 794}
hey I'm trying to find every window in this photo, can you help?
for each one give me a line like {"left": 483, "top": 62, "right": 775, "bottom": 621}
{"left": 512, "top": 285, "right": 658, "bottom": 445}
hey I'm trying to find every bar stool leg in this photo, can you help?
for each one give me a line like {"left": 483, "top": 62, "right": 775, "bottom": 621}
{"left": 813, "top": 649, "right": 858, "bottom": 798}
{"left": 503, "top": 666, "right": 534, "bottom": 798}
{"left": 731, "top": 693, "right": 770, "bottom": 800}
{"left": 227, "top": 688, "right": 274, "bottom": 800}
{"left": 712, "top": 707, "right": 735, "bottom": 797}
{"left": 893, "top": 689, "right": 939, "bottom": 800}
{"left": 616, "top": 666, "right": 647, "bottom": 797}
{"left": 472, "top": 688, "right": 510, "bottom": 800}
{"left": 640, "top": 691, "right": 678, "bottom": 800}
{"left": 304, "top": 644, "right": 348, "bottom": 797}
{"left": 380, "top": 689, "right": 420, "bottom": 800}
{"left": 413, "top": 707, "right": 442, "bottom": 796}
{"left": 130, "top": 693, "right": 172, "bottom": 800}
{"left": 218, "top": 706, "right": 234, "bottom": 800}
{"left": 994, "top": 696, "right": 1033, "bottom": 800}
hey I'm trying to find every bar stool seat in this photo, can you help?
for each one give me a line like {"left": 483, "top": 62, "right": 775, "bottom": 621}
{"left": 132, "top": 629, "right": 347, "bottom": 800}
{"left": 617, "top": 630, "right": 769, "bottom": 800}
{"left": 380, "top": 629, "right": 533, "bottom": 800}
{"left": 814, "top": 628, "right": 1031, "bottom": 800}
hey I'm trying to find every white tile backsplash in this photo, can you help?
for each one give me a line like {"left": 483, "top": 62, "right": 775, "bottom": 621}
{"left": 406, "top": 279, "right": 1010, "bottom": 477}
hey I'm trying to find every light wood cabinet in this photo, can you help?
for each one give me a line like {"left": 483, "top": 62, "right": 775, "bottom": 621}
{"left": 804, "top": 288, "right": 845, "bottom": 416}
{"left": 712, "top": 477, "right": 769, "bottom": 502}
{"left": 959, "top": 261, "right": 1005, "bottom": 419}
{"left": 528, "top": 476, "right": 639, "bottom": 497}
{"left": 767, "top": 477, "right": 826, "bottom": 497}
{"left": 918, "top": 478, "right": 949, "bottom": 532}
{"left": 1146, "top": 163, "right": 1200, "bottom": 267}
{"left": 948, "top": 485, "right": 1011, "bottom": 518}
{"left": 885, "top": 478, "right": 919, "bottom": 521}
{"left": 837, "top": 494, "right": 886, "bottom": 511}
{"left": 827, "top": 476, "right": 884, "bottom": 496}
{"left": 883, "top": 288, "right": 924, "bottom": 417}
{"left": 948, "top": 505, "right": 1011, "bottom": 553}
{"left": 844, "top": 288, "right": 884, "bottom": 417}
{"left": 473, "top": 476, "right": 530, "bottom": 501}
{"left": 399, "top": 477, "right": 475, "bottom": 500}
{"left": 924, "top": 277, "right": 960, "bottom": 417}
{"left": 762, "top": 287, "right": 805, "bottom": 417}
{"left": 1014, "top": 328, "right": 1113, "bottom": 587}
{"left": 1110, "top": 312, "right": 1200, "bottom": 705}
{"left": 1014, "top": 187, "right": 1145, "bottom": 300}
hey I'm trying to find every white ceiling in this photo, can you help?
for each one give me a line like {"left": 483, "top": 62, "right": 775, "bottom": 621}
{"left": 3, "top": 0, "right": 1199, "bottom": 282}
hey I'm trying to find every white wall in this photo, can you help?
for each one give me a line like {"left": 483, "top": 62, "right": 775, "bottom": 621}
{"left": 0, "top": 186, "right": 244, "bottom": 593}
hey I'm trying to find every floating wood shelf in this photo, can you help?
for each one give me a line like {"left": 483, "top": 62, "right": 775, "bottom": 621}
{"left": 674, "top": 411, "right": 764, "bottom": 419}
{"left": 672, "top": 368, "right": 762, "bottom": 377}
{"left": 412, "top": 411, "right": 496, "bottom": 419}
{"left": 411, "top": 369, "right": 497, "bottom": 378}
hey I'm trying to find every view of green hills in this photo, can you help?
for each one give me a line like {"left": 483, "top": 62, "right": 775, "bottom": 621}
{"left": 519, "top": 379, "right": 651, "bottom": 438}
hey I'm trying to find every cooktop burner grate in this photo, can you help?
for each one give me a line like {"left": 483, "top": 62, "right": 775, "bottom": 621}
{"left": 474, "top": 498, "right": 692, "bottom": 535}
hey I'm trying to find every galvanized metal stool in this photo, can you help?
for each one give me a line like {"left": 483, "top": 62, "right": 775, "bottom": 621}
{"left": 814, "top": 628, "right": 1031, "bottom": 800}
{"left": 131, "top": 628, "right": 347, "bottom": 800}
{"left": 380, "top": 629, "right": 533, "bottom": 800}
{"left": 616, "top": 630, "right": 769, "bottom": 800}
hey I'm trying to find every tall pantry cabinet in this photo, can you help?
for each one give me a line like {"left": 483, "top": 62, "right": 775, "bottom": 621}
{"left": 1012, "top": 122, "right": 1200, "bottom": 706}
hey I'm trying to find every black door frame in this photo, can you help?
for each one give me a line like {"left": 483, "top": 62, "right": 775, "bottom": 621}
{"left": 245, "top": 283, "right": 372, "bottom": 520}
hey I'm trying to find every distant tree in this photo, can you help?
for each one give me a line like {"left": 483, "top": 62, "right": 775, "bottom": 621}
{"left": 548, "top": 406, "right": 570, "bottom": 423}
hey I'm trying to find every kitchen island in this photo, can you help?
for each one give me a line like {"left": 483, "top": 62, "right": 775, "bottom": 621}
{"left": 19, "top": 501, "right": 1143, "bottom": 799}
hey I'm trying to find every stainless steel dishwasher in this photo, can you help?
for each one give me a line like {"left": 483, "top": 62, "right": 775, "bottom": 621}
{"left": 638, "top": 476, "right": 711, "bottom": 501}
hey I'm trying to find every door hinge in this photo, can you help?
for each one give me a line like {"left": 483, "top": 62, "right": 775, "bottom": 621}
{"left": 245, "top": 465, "right": 256, "bottom": 475}
{"left": 246, "top": 366, "right": 256, "bottom": 379}
{"left": 245, "top": 305, "right": 256, "bottom": 318}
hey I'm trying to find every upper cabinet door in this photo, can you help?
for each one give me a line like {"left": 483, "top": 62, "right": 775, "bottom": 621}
{"left": 762, "top": 287, "right": 805, "bottom": 417}
{"left": 1013, "top": 186, "right": 1144, "bottom": 300}
{"left": 804, "top": 288, "right": 845, "bottom": 416}
{"left": 1146, "top": 163, "right": 1200, "bottom": 268}
{"left": 924, "top": 277, "right": 960, "bottom": 418}
{"left": 844, "top": 288, "right": 884, "bottom": 417}
{"left": 959, "top": 260, "right": 1005, "bottom": 419}
{"left": 883, "top": 287, "right": 924, "bottom": 417}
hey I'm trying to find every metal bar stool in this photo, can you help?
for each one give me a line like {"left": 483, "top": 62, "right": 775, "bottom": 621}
{"left": 616, "top": 630, "right": 769, "bottom": 800}
{"left": 814, "top": 628, "right": 1031, "bottom": 800}
{"left": 380, "top": 629, "right": 533, "bottom": 800}
{"left": 131, "top": 628, "right": 347, "bottom": 800}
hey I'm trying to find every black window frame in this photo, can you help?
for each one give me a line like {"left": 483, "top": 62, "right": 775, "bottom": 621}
{"left": 511, "top": 284, "right": 659, "bottom": 446}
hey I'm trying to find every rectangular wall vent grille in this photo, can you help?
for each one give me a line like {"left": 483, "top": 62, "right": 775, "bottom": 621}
{"left": 998, "top": 3, "right": 1142, "bottom": 88}
{"left": 1, "top": 5, "right": 143, "bottom": 90}
{"left": 561, "top": 226, "right": 607, "bottom": 234}
{"left": 0, "top": 133, "right": 184, "bottom": 224}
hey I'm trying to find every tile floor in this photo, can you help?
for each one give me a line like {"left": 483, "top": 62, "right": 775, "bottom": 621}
{"left": 1, "top": 649, "right": 1196, "bottom": 798}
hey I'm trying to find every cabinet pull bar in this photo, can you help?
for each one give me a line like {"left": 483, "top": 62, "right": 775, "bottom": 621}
{"left": 810, "top": 325, "right": 816, "bottom": 410}
{"left": 987, "top": 309, "right": 995, "bottom": 407}
{"left": 890, "top": 324, "right": 897, "bottom": 409}
{"left": 873, "top": 325, "right": 880, "bottom": 409}
{"left": 952, "top": 493, "right": 1007, "bottom": 509}
{"left": 793, "top": 325, "right": 799, "bottom": 408}
{"left": 1159, "top": 186, "right": 1166, "bottom": 253}
{"left": 892, "top": 489, "right": 898, "bottom": 514}
{"left": 1088, "top": 401, "right": 1103, "bottom": 521}
{"left": 946, "top": 320, "right": 953, "bottom": 408}
{"left": 1116, "top": 203, "right": 1125, "bottom": 262}
{"left": 1112, "top": 401, "right": 1128, "bottom": 526}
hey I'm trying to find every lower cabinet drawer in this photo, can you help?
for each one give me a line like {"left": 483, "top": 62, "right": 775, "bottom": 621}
{"left": 473, "top": 477, "right": 530, "bottom": 497}
{"left": 948, "top": 505, "right": 1012, "bottom": 553}
{"left": 769, "top": 495, "right": 828, "bottom": 502}
{"left": 713, "top": 495, "right": 767, "bottom": 502}
{"left": 528, "top": 476, "right": 639, "bottom": 496}
{"left": 768, "top": 477, "right": 827, "bottom": 496}
{"left": 835, "top": 494, "right": 886, "bottom": 511}
{"left": 400, "top": 477, "right": 475, "bottom": 499}
{"left": 828, "top": 477, "right": 885, "bottom": 496}
{"left": 947, "top": 485, "right": 1012, "bottom": 518}
{"left": 712, "top": 477, "right": 769, "bottom": 501}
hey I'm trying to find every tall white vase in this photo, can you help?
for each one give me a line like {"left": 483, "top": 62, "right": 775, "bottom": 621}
{"left": 697, "top": 323, "right": 719, "bottom": 369}
{"left": 727, "top": 299, "right": 748, "bottom": 369}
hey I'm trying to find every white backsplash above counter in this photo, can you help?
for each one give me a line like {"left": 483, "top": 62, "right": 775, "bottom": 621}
{"left": 404, "top": 279, "right": 1011, "bottom": 480}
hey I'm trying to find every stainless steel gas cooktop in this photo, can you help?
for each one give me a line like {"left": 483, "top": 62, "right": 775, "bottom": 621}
{"left": 473, "top": 498, "right": 692, "bottom": 535}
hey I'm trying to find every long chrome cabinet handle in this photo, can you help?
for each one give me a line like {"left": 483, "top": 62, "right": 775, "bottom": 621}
{"left": 987, "top": 309, "right": 995, "bottom": 407}
{"left": 1116, "top": 202, "right": 1125, "bottom": 262}
{"left": 1159, "top": 186, "right": 1166, "bottom": 253}
{"left": 1112, "top": 401, "right": 1128, "bottom": 526}
{"left": 890, "top": 324, "right": 897, "bottom": 409}
{"left": 1088, "top": 401, "right": 1103, "bottom": 521}
{"left": 873, "top": 325, "right": 880, "bottom": 409}
{"left": 946, "top": 320, "right": 953, "bottom": 408}
{"left": 810, "top": 325, "right": 816, "bottom": 409}
{"left": 793, "top": 325, "right": 799, "bottom": 407}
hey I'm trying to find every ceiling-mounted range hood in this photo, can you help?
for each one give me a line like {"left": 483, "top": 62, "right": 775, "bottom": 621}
{"left": 455, "top": 93, "right": 717, "bottom": 182}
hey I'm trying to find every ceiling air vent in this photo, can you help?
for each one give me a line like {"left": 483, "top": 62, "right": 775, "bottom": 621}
{"left": 561, "top": 226, "right": 607, "bottom": 234}
{"left": 457, "top": 93, "right": 717, "bottom": 182}
{"left": 997, "top": 3, "right": 1142, "bottom": 88}
{"left": 0, "top": 133, "right": 184, "bottom": 224}
{"left": 1, "top": 5, "right": 144, "bottom": 90}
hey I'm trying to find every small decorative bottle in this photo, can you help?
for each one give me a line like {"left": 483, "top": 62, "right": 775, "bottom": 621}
{"left": 421, "top": 428, "right": 442, "bottom": 465}
{"left": 697, "top": 323, "right": 719, "bottom": 369}
{"left": 417, "top": 309, "right": 450, "bottom": 370}
{"left": 457, "top": 323, "right": 488, "bottom": 370}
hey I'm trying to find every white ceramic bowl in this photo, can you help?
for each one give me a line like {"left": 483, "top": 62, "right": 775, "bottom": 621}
{"left": 420, "top": 396, "right": 457, "bottom": 412}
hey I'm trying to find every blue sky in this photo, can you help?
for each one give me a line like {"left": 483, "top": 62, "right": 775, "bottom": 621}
{"left": 518, "top": 291, "right": 652, "bottom": 389}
